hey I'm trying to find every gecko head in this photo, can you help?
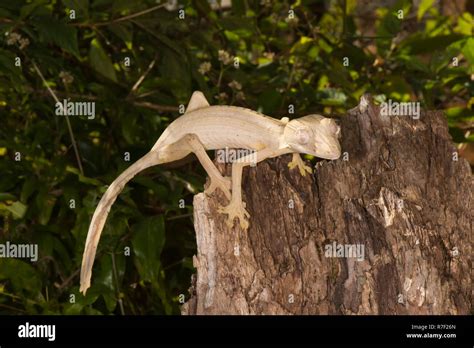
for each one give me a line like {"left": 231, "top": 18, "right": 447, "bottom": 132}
{"left": 283, "top": 115, "right": 341, "bottom": 160}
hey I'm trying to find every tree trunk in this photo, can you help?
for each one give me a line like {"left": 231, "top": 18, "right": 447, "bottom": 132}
{"left": 182, "top": 95, "right": 472, "bottom": 315}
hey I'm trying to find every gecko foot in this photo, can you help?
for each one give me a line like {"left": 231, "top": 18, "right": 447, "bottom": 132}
{"left": 288, "top": 154, "right": 313, "bottom": 176}
{"left": 218, "top": 200, "right": 250, "bottom": 230}
{"left": 205, "top": 176, "right": 232, "bottom": 200}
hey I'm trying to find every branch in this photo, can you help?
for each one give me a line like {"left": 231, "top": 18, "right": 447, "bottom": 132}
{"left": 31, "top": 61, "right": 84, "bottom": 175}
{"left": 128, "top": 55, "right": 157, "bottom": 97}
{"left": 73, "top": 4, "right": 166, "bottom": 27}
{"left": 32, "top": 89, "right": 178, "bottom": 112}
{"left": 132, "top": 101, "right": 178, "bottom": 112}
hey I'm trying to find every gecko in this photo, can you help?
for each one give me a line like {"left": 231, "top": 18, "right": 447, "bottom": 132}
{"left": 80, "top": 91, "right": 341, "bottom": 294}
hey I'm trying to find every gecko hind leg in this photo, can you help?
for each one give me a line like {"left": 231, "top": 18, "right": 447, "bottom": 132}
{"left": 181, "top": 134, "right": 231, "bottom": 200}
{"left": 288, "top": 153, "right": 313, "bottom": 176}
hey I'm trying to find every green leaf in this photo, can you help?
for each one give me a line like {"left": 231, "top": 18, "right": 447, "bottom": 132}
{"left": 0, "top": 49, "right": 17, "bottom": 73}
{"left": 63, "top": 287, "right": 100, "bottom": 315}
{"left": 448, "top": 127, "right": 469, "bottom": 143}
{"left": 132, "top": 215, "right": 165, "bottom": 282}
{"left": 461, "top": 38, "right": 474, "bottom": 73}
{"left": 326, "top": 63, "right": 353, "bottom": 90}
{"left": 396, "top": 53, "right": 431, "bottom": 73}
{"left": 376, "top": 0, "right": 412, "bottom": 53}
{"left": 35, "top": 231, "right": 53, "bottom": 257}
{"left": 0, "top": 193, "right": 17, "bottom": 202}
{"left": 89, "top": 38, "right": 117, "bottom": 82}
{"left": 194, "top": 0, "right": 214, "bottom": 19}
{"left": 417, "top": 0, "right": 435, "bottom": 21}
{"left": 108, "top": 23, "right": 133, "bottom": 50}
{"left": 0, "top": 259, "right": 42, "bottom": 294}
{"left": 0, "top": 201, "right": 27, "bottom": 219}
{"left": 258, "top": 89, "right": 281, "bottom": 114}
{"left": 401, "top": 34, "right": 464, "bottom": 55}
{"left": 21, "top": 176, "right": 37, "bottom": 203}
{"left": 159, "top": 50, "right": 190, "bottom": 101}
{"left": 231, "top": 0, "right": 246, "bottom": 15}
{"left": 380, "top": 75, "right": 412, "bottom": 102}
{"left": 445, "top": 107, "right": 474, "bottom": 125}
{"left": 61, "top": 0, "right": 89, "bottom": 20}
{"left": 218, "top": 17, "right": 254, "bottom": 38}
{"left": 146, "top": 30, "right": 185, "bottom": 57}
{"left": 121, "top": 113, "right": 138, "bottom": 144}
{"left": 316, "top": 88, "right": 348, "bottom": 106}
{"left": 20, "top": 0, "right": 50, "bottom": 19}
{"left": 455, "top": 12, "right": 473, "bottom": 36}
{"left": 36, "top": 190, "right": 56, "bottom": 225}
{"left": 33, "top": 16, "right": 80, "bottom": 58}
{"left": 66, "top": 166, "right": 103, "bottom": 186}
{"left": 133, "top": 176, "right": 168, "bottom": 198}
{"left": 224, "top": 30, "right": 240, "bottom": 42}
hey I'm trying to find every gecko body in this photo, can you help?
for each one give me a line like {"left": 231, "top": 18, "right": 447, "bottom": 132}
{"left": 80, "top": 91, "right": 341, "bottom": 294}
{"left": 155, "top": 106, "right": 283, "bottom": 151}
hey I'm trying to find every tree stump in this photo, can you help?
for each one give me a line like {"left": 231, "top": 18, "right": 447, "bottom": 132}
{"left": 182, "top": 95, "right": 472, "bottom": 315}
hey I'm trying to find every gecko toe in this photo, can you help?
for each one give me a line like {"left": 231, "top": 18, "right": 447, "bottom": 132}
{"left": 299, "top": 165, "right": 312, "bottom": 176}
{"left": 239, "top": 218, "right": 249, "bottom": 230}
{"left": 218, "top": 201, "right": 250, "bottom": 230}
{"left": 289, "top": 156, "right": 313, "bottom": 177}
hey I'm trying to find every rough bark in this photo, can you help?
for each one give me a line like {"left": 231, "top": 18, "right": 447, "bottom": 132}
{"left": 182, "top": 95, "right": 472, "bottom": 315}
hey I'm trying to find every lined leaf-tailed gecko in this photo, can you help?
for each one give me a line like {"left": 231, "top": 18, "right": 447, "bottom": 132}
{"left": 80, "top": 91, "right": 341, "bottom": 294}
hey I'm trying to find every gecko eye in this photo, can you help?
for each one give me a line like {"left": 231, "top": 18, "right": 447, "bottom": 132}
{"left": 296, "top": 128, "right": 310, "bottom": 145}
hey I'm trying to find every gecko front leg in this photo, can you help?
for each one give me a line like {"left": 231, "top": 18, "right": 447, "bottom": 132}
{"left": 218, "top": 147, "right": 289, "bottom": 230}
{"left": 288, "top": 153, "right": 312, "bottom": 176}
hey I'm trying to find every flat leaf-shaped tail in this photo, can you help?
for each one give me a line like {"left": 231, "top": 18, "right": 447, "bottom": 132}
{"left": 80, "top": 151, "right": 161, "bottom": 295}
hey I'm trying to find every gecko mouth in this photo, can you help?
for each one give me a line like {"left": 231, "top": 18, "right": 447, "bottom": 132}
{"left": 319, "top": 146, "right": 341, "bottom": 160}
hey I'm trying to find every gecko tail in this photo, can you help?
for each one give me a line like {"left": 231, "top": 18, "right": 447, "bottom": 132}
{"left": 80, "top": 151, "right": 161, "bottom": 295}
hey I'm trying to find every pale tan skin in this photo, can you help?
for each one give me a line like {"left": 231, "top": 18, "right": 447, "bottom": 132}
{"left": 80, "top": 91, "right": 341, "bottom": 294}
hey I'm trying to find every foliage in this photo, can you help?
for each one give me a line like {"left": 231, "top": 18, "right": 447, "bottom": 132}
{"left": 0, "top": 0, "right": 472, "bottom": 314}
